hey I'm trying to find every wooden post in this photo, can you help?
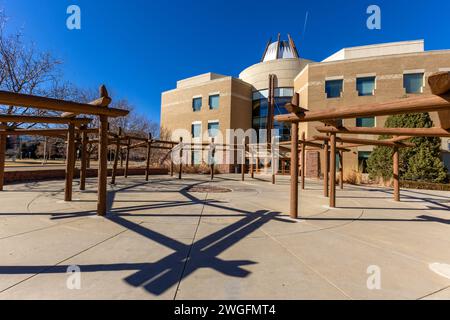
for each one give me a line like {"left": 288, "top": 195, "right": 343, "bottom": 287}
{"left": 250, "top": 146, "right": 254, "bottom": 179}
{"left": 145, "top": 133, "right": 153, "bottom": 181}
{"left": 290, "top": 122, "right": 299, "bottom": 219}
{"left": 0, "top": 123, "right": 6, "bottom": 191}
{"left": 323, "top": 140, "right": 329, "bottom": 197}
{"left": 97, "top": 115, "right": 109, "bottom": 216}
{"left": 111, "top": 128, "right": 122, "bottom": 185}
{"left": 210, "top": 138, "right": 216, "bottom": 181}
{"left": 301, "top": 132, "right": 306, "bottom": 190}
{"left": 330, "top": 133, "right": 337, "bottom": 208}
{"left": 339, "top": 149, "right": 344, "bottom": 190}
{"left": 170, "top": 149, "right": 174, "bottom": 177}
{"left": 124, "top": 138, "right": 131, "bottom": 178}
{"left": 64, "top": 122, "right": 76, "bottom": 201}
{"left": 179, "top": 137, "right": 183, "bottom": 180}
{"left": 393, "top": 146, "right": 400, "bottom": 201}
{"left": 241, "top": 138, "right": 246, "bottom": 182}
{"left": 271, "top": 135, "right": 276, "bottom": 185}
{"left": 80, "top": 127, "right": 88, "bottom": 191}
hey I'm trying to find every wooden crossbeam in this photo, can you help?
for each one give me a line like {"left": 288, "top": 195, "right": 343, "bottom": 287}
{"left": 0, "top": 90, "right": 128, "bottom": 117}
{"left": 315, "top": 126, "right": 450, "bottom": 137}
{"left": 314, "top": 135, "right": 415, "bottom": 147}
{"left": 276, "top": 93, "right": 450, "bottom": 123}
{"left": 0, "top": 115, "right": 92, "bottom": 126}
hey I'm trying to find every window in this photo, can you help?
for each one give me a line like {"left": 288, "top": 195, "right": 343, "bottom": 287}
{"left": 191, "top": 123, "right": 201, "bottom": 138}
{"left": 358, "top": 151, "right": 371, "bottom": 173}
{"left": 356, "top": 117, "right": 375, "bottom": 128}
{"left": 325, "top": 79, "right": 343, "bottom": 98}
{"left": 191, "top": 151, "right": 202, "bottom": 165}
{"left": 403, "top": 73, "right": 424, "bottom": 94}
{"left": 192, "top": 97, "right": 202, "bottom": 112}
{"left": 209, "top": 94, "right": 220, "bottom": 110}
{"left": 448, "top": 139, "right": 450, "bottom": 151}
{"left": 208, "top": 121, "right": 219, "bottom": 137}
{"left": 356, "top": 77, "right": 376, "bottom": 96}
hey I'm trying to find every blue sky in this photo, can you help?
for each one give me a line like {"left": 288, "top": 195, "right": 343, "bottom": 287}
{"left": 1, "top": 0, "right": 449, "bottom": 123}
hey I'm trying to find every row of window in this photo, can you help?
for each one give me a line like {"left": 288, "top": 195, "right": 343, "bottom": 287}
{"left": 193, "top": 94, "right": 220, "bottom": 112}
{"left": 325, "top": 73, "right": 425, "bottom": 99}
{"left": 191, "top": 121, "right": 220, "bottom": 138}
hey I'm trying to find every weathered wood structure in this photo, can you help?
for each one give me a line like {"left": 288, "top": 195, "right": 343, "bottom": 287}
{"left": 274, "top": 71, "right": 450, "bottom": 218}
{"left": 0, "top": 86, "right": 129, "bottom": 215}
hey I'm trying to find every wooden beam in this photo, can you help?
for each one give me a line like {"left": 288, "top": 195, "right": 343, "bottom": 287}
{"left": 301, "top": 132, "right": 306, "bottom": 190}
{"left": 314, "top": 135, "right": 415, "bottom": 148}
{"left": 323, "top": 140, "right": 329, "bottom": 198}
{"left": 0, "top": 115, "right": 92, "bottom": 126}
{"left": 0, "top": 90, "right": 128, "bottom": 117}
{"left": 97, "top": 115, "right": 109, "bottom": 216}
{"left": 316, "top": 126, "right": 450, "bottom": 137}
{"left": 330, "top": 133, "right": 337, "bottom": 208}
{"left": 393, "top": 146, "right": 400, "bottom": 202}
{"left": 145, "top": 133, "right": 153, "bottom": 181}
{"left": 80, "top": 128, "right": 88, "bottom": 191}
{"left": 178, "top": 137, "right": 183, "bottom": 180}
{"left": 275, "top": 93, "right": 450, "bottom": 123}
{"left": 290, "top": 122, "right": 299, "bottom": 219}
{"left": 64, "top": 123, "right": 75, "bottom": 201}
{"left": 339, "top": 146, "right": 344, "bottom": 190}
{"left": 124, "top": 138, "right": 131, "bottom": 178}
{"left": 111, "top": 128, "right": 122, "bottom": 185}
{"left": 428, "top": 71, "right": 450, "bottom": 95}
{"left": 0, "top": 124, "right": 6, "bottom": 191}
{"left": 241, "top": 138, "right": 245, "bottom": 182}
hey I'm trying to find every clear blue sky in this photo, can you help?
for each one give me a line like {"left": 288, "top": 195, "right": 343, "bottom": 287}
{"left": 1, "top": 0, "right": 449, "bottom": 123}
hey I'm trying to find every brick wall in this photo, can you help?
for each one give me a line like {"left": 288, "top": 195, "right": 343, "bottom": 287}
{"left": 4, "top": 168, "right": 168, "bottom": 185}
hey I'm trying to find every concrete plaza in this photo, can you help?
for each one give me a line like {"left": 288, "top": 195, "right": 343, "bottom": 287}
{"left": 0, "top": 174, "right": 449, "bottom": 300}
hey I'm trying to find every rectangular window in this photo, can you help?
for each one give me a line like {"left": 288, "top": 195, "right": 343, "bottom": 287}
{"left": 191, "top": 123, "right": 201, "bottom": 138}
{"left": 356, "top": 117, "right": 375, "bottom": 128}
{"left": 358, "top": 151, "right": 371, "bottom": 173}
{"left": 403, "top": 73, "right": 424, "bottom": 94}
{"left": 192, "top": 97, "right": 202, "bottom": 112}
{"left": 325, "top": 79, "right": 343, "bottom": 98}
{"left": 208, "top": 121, "right": 219, "bottom": 137}
{"left": 356, "top": 77, "right": 376, "bottom": 96}
{"left": 209, "top": 94, "right": 220, "bottom": 110}
{"left": 191, "top": 150, "right": 202, "bottom": 165}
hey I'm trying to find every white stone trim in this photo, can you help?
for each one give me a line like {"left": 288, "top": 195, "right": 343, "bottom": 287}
{"left": 403, "top": 69, "right": 425, "bottom": 74}
{"left": 192, "top": 95, "right": 203, "bottom": 99}
{"left": 356, "top": 73, "right": 377, "bottom": 78}
{"left": 439, "top": 68, "right": 450, "bottom": 72}
{"left": 325, "top": 75, "right": 344, "bottom": 81}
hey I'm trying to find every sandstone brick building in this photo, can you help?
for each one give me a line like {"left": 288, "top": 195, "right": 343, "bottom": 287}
{"left": 160, "top": 36, "right": 450, "bottom": 177}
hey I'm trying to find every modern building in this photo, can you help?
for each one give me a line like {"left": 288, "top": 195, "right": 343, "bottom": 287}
{"left": 160, "top": 36, "right": 450, "bottom": 176}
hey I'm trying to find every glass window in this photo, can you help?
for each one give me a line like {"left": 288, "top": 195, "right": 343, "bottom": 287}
{"left": 191, "top": 151, "right": 202, "bottom": 165}
{"left": 356, "top": 117, "right": 375, "bottom": 128}
{"left": 209, "top": 94, "right": 220, "bottom": 110}
{"left": 403, "top": 73, "right": 424, "bottom": 94}
{"left": 192, "top": 97, "right": 202, "bottom": 112}
{"left": 325, "top": 79, "right": 343, "bottom": 98}
{"left": 447, "top": 139, "right": 450, "bottom": 151}
{"left": 356, "top": 77, "right": 375, "bottom": 96}
{"left": 358, "top": 151, "right": 371, "bottom": 173}
{"left": 208, "top": 122, "right": 219, "bottom": 137}
{"left": 191, "top": 123, "right": 201, "bottom": 138}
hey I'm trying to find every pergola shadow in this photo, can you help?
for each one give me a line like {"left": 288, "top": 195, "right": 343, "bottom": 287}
{"left": 0, "top": 178, "right": 294, "bottom": 296}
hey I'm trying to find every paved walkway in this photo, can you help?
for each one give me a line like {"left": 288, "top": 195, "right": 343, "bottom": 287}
{"left": 0, "top": 175, "right": 449, "bottom": 299}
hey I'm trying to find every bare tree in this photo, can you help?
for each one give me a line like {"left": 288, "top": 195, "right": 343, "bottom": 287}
{"left": 0, "top": 12, "right": 64, "bottom": 119}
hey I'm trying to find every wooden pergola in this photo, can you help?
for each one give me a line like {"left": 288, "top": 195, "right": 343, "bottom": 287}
{"left": 0, "top": 86, "right": 129, "bottom": 216}
{"left": 274, "top": 71, "right": 450, "bottom": 219}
